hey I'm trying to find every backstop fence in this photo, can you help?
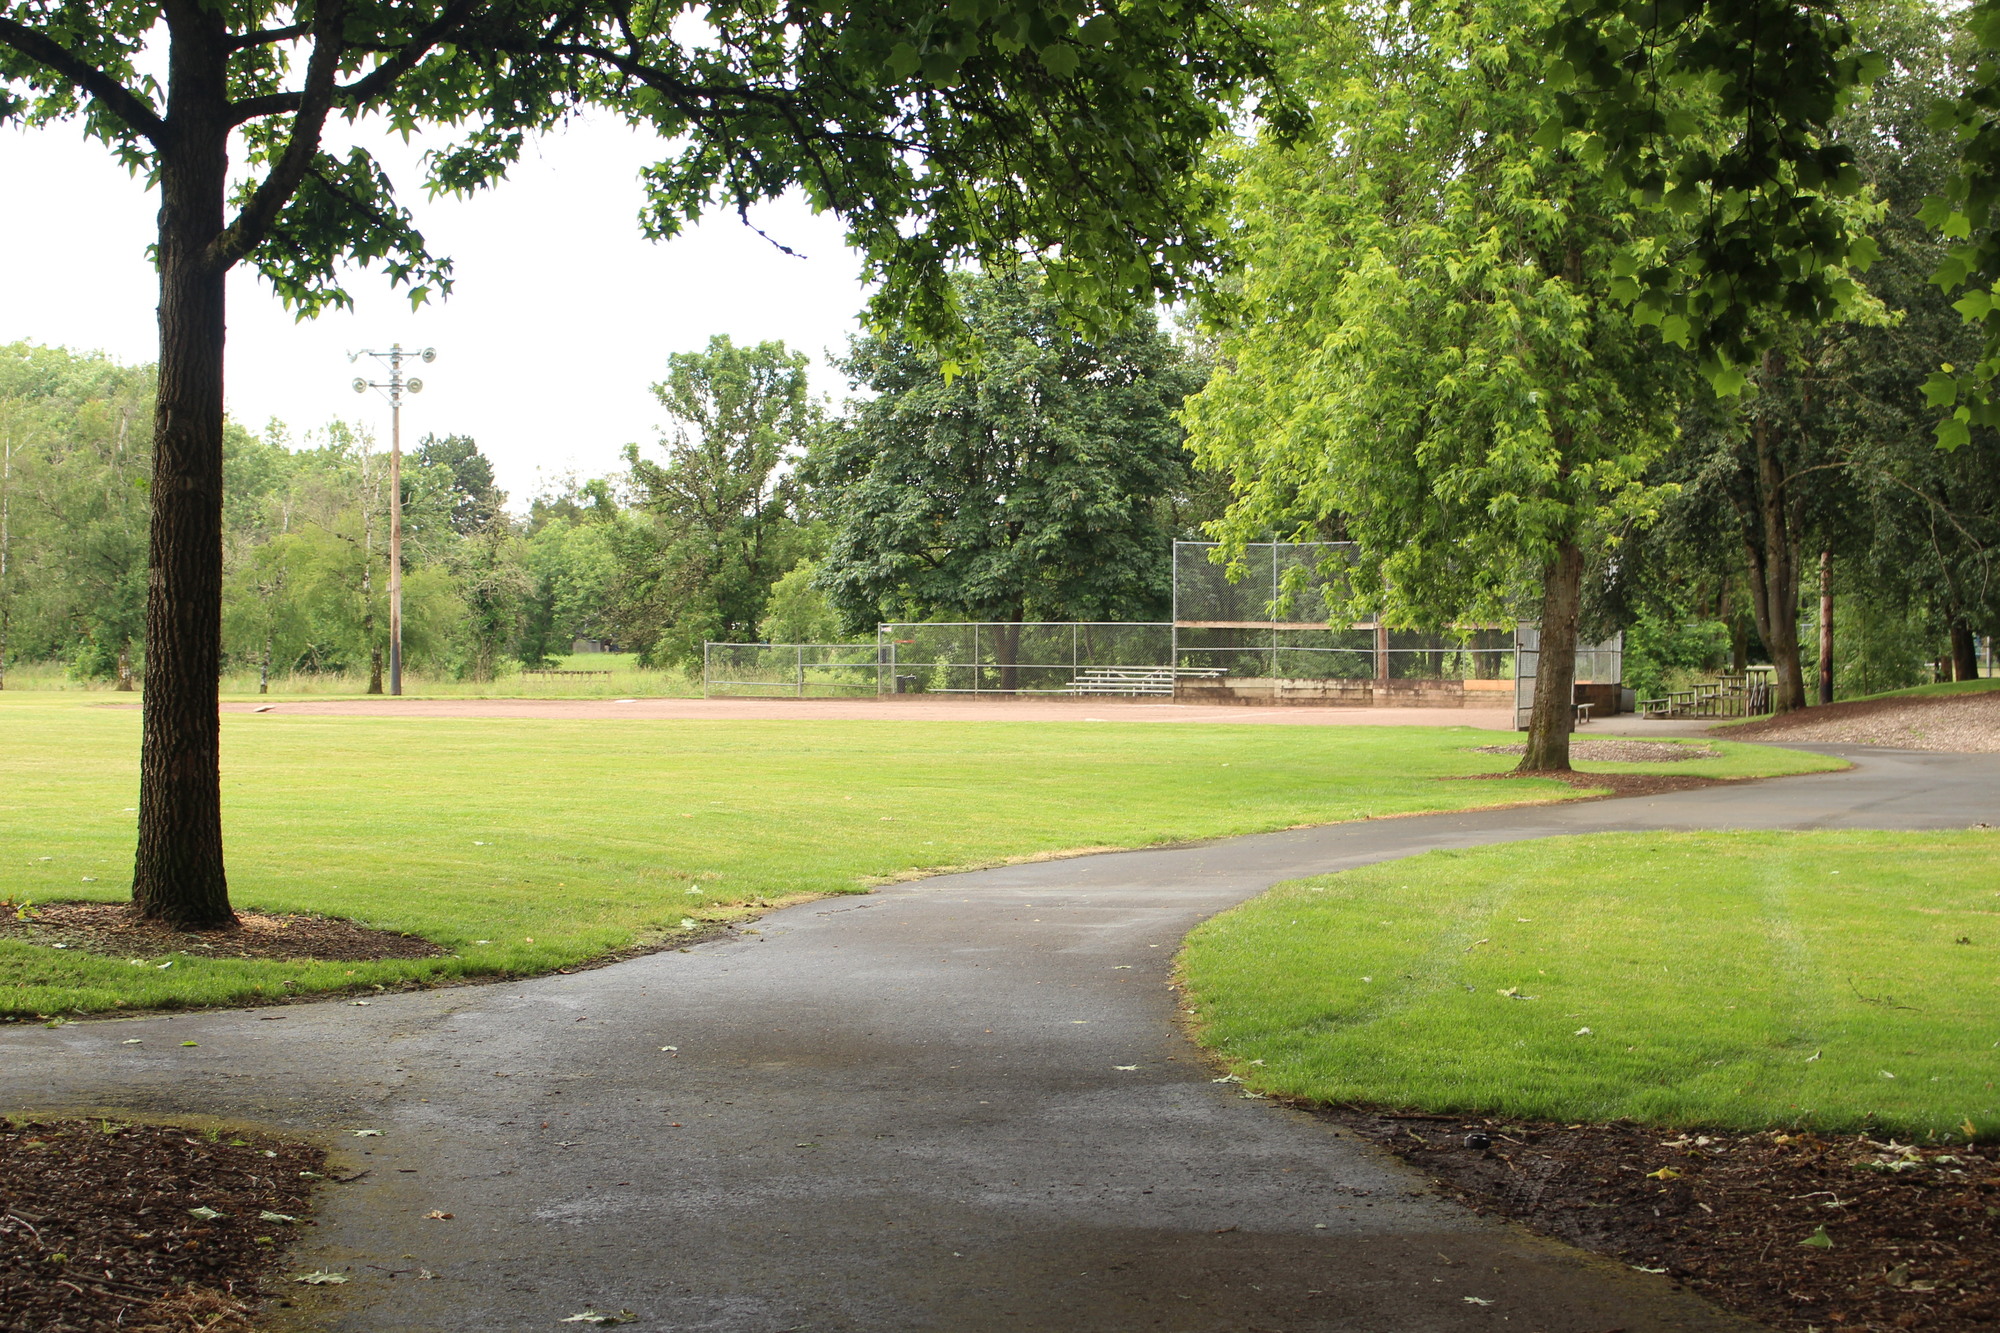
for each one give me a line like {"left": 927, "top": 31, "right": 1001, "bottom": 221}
{"left": 1170, "top": 541, "right": 1515, "bottom": 679}
{"left": 700, "top": 543, "right": 1622, "bottom": 700}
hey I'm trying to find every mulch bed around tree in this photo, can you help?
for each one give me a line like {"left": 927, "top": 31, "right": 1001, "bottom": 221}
{"left": 1448, "top": 768, "right": 1747, "bottom": 799}
{"left": 1, "top": 1117, "right": 328, "bottom": 1333}
{"left": 0, "top": 902, "right": 446, "bottom": 963}
{"left": 1472, "top": 739, "right": 1724, "bottom": 763}
{"left": 1323, "top": 1107, "right": 2000, "bottom": 1332}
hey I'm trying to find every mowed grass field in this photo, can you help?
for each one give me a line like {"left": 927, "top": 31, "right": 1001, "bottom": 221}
{"left": 1181, "top": 830, "right": 2000, "bottom": 1139}
{"left": 2, "top": 653, "right": 700, "bottom": 699}
{"left": 0, "top": 695, "right": 1842, "bottom": 1017}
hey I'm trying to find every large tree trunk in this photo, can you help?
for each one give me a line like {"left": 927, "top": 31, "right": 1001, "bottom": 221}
{"left": 994, "top": 620, "right": 1021, "bottom": 693}
{"left": 1519, "top": 539, "right": 1582, "bottom": 772}
{"left": 1951, "top": 623, "right": 1980, "bottom": 682}
{"left": 132, "top": 26, "right": 234, "bottom": 929}
{"left": 1817, "top": 550, "right": 1834, "bottom": 706}
{"left": 1741, "top": 353, "right": 1807, "bottom": 715}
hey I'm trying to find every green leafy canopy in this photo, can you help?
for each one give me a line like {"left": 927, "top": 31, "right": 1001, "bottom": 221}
{"left": 0, "top": 0, "right": 1303, "bottom": 339}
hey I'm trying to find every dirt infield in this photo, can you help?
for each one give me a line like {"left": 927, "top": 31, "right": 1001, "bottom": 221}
{"left": 218, "top": 695, "right": 1520, "bottom": 728}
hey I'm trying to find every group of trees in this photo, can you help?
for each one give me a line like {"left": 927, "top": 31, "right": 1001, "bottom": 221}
{"left": 1183, "top": 0, "right": 1999, "bottom": 764}
{"left": 0, "top": 276, "right": 1218, "bottom": 688}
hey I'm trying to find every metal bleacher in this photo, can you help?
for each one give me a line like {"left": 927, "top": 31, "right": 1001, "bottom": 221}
{"left": 1065, "top": 666, "right": 1227, "bottom": 697}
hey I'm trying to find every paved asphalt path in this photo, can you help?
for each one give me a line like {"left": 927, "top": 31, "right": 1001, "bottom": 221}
{"left": 6, "top": 745, "right": 1996, "bottom": 1333}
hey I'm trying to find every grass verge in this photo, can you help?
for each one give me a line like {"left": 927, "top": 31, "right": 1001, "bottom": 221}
{"left": 1180, "top": 829, "right": 2000, "bottom": 1140}
{"left": 1, "top": 697, "right": 1839, "bottom": 1017}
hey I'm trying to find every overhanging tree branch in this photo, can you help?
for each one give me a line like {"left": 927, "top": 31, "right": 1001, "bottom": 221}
{"left": 229, "top": 0, "right": 490, "bottom": 124}
{"left": 0, "top": 17, "right": 166, "bottom": 143}
{"left": 211, "top": 0, "right": 352, "bottom": 271}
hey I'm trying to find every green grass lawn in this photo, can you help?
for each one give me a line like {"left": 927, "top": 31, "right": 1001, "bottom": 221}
{"left": 3, "top": 653, "right": 701, "bottom": 699}
{"left": 1180, "top": 830, "right": 2000, "bottom": 1139}
{"left": 0, "top": 695, "right": 1841, "bottom": 1018}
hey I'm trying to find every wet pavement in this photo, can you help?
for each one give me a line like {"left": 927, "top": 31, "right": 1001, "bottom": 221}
{"left": 5, "top": 744, "right": 1993, "bottom": 1332}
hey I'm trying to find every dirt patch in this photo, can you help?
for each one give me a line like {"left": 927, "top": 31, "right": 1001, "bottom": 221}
{"left": 1473, "top": 739, "right": 1723, "bottom": 763}
{"left": 1325, "top": 1108, "right": 1998, "bottom": 1333}
{"left": 1, "top": 1116, "right": 327, "bottom": 1333}
{"left": 0, "top": 902, "right": 446, "bottom": 963}
{"left": 1450, "top": 769, "right": 1745, "bottom": 799}
{"left": 1724, "top": 692, "right": 2000, "bottom": 753}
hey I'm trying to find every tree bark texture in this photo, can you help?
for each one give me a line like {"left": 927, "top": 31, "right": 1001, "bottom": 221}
{"left": 1519, "top": 539, "right": 1582, "bottom": 773}
{"left": 1951, "top": 623, "right": 1980, "bottom": 682}
{"left": 1740, "top": 352, "right": 1807, "bottom": 715}
{"left": 994, "top": 620, "right": 1021, "bottom": 693}
{"left": 1817, "top": 550, "right": 1834, "bottom": 706}
{"left": 132, "top": 14, "right": 234, "bottom": 928}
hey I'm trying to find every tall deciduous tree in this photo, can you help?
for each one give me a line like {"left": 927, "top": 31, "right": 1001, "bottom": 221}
{"left": 1183, "top": 0, "right": 1681, "bottom": 770}
{"left": 1548, "top": 0, "right": 1883, "bottom": 382}
{"left": 0, "top": 0, "right": 1291, "bottom": 927}
{"left": 808, "top": 267, "right": 1205, "bottom": 659}
{"left": 617, "top": 336, "right": 820, "bottom": 668}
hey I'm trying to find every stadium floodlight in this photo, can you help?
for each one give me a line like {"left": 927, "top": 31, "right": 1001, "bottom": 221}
{"left": 347, "top": 343, "right": 439, "bottom": 698}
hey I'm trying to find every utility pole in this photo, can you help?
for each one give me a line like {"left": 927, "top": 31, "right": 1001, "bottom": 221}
{"left": 350, "top": 345, "right": 435, "bottom": 696}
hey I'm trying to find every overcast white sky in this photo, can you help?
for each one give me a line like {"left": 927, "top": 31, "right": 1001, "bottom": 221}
{"left": 0, "top": 115, "right": 873, "bottom": 504}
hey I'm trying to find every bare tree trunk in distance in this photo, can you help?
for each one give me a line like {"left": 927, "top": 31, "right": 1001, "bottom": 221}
{"left": 1519, "top": 539, "right": 1582, "bottom": 772}
{"left": 116, "top": 641, "right": 134, "bottom": 691}
{"left": 995, "top": 619, "right": 1022, "bottom": 693}
{"left": 132, "top": 19, "right": 234, "bottom": 928}
{"left": 1817, "top": 550, "right": 1834, "bottom": 705}
{"left": 1742, "top": 353, "right": 1807, "bottom": 714}
{"left": 1951, "top": 623, "right": 1980, "bottom": 682}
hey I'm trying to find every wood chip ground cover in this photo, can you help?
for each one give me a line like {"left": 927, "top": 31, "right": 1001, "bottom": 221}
{"left": 1330, "top": 1109, "right": 1999, "bottom": 1332}
{"left": 1471, "top": 739, "right": 1724, "bottom": 762}
{"left": 1725, "top": 691, "right": 2000, "bottom": 753}
{"left": 0, "top": 1117, "right": 325, "bottom": 1332}
{"left": 0, "top": 902, "right": 446, "bottom": 963}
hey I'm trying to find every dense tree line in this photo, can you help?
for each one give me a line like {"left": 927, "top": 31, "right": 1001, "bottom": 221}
{"left": 0, "top": 278, "right": 1220, "bottom": 687}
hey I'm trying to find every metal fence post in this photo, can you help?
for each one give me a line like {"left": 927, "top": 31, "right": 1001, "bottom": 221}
{"left": 797, "top": 644, "right": 805, "bottom": 698}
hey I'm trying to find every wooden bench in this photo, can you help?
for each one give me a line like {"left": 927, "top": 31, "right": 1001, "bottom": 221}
{"left": 1574, "top": 701, "right": 1593, "bottom": 726}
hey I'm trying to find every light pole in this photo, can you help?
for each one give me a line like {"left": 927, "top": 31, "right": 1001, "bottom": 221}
{"left": 349, "top": 344, "right": 435, "bottom": 696}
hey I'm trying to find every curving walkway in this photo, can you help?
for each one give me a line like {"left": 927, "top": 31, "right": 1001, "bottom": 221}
{"left": 6, "top": 746, "right": 1996, "bottom": 1332}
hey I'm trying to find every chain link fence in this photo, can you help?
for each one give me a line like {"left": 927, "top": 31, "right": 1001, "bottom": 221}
{"left": 1171, "top": 542, "right": 1514, "bottom": 679}
{"left": 702, "top": 642, "right": 884, "bottom": 698}
{"left": 703, "top": 545, "right": 1624, "bottom": 699}
{"left": 875, "top": 623, "right": 1175, "bottom": 694}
